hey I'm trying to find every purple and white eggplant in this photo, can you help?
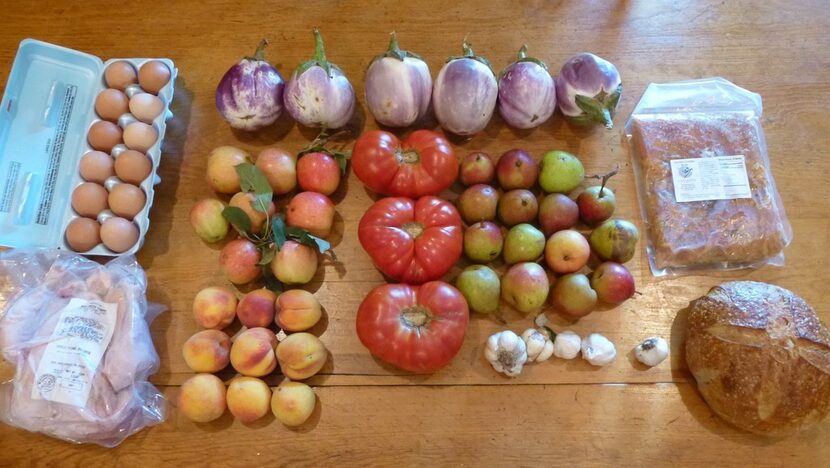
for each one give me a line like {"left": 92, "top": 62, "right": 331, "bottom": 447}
{"left": 284, "top": 28, "right": 356, "bottom": 130}
{"left": 215, "top": 39, "right": 285, "bottom": 131}
{"left": 433, "top": 40, "right": 498, "bottom": 136}
{"left": 365, "top": 32, "right": 432, "bottom": 128}
{"left": 555, "top": 53, "right": 622, "bottom": 129}
{"left": 498, "top": 45, "right": 556, "bottom": 129}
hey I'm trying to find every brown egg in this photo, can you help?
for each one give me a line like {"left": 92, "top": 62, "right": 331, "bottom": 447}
{"left": 94, "top": 89, "right": 129, "bottom": 122}
{"left": 100, "top": 217, "right": 139, "bottom": 253}
{"left": 114, "top": 150, "right": 152, "bottom": 184}
{"left": 88, "top": 121, "right": 122, "bottom": 152}
{"left": 104, "top": 61, "right": 138, "bottom": 91}
{"left": 123, "top": 122, "right": 157, "bottom": 152}
{"left": 71, "top": 182, "right": 108, "bottom": 218}
{"left": 65, "top": 218, "right": 101, "bottom": 252}
{"left": 129, "top": 93, "right": 164, "bottom": 123}
{"left": 108, "top": 183, "right": 146, "bottom": 219}
{"left": 79, "top": 151, "right": 115, "bottom": 183}
{"left": 138, "top": 60, "right": 171, "bottom": 94}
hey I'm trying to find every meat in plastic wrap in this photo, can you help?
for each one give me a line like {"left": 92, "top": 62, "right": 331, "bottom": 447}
{"left": 0, "top": 249, "right": 166, "bottom": 447}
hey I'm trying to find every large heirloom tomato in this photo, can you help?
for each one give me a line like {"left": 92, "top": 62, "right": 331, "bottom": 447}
{"left": 351, "top": 129, "right": 458, "bottom": 197}
{"left": 356, "top": 281, "right": 469, "bottom": 373}
{"left": 358, "top": 196, "right": 462, "bottom": 284}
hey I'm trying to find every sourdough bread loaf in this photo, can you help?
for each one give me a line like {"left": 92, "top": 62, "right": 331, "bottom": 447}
{"left": 686, "top": 281, "right": 830, "bottom": 436}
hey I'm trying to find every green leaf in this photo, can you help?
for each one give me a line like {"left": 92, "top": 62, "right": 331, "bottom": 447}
{"left": 334, "top": 150, "right": 350, "bottom": 175}
{"left": 285, "top": 226, "right": 335, "bottom": 257}
{"left": 222, "top": 206, "right": 252, "bottom": 236}
{"left": 271, "top": 215, "right": 287, "bottom": 250}
{"left": 574, "top": 94, "right": 614, "bottom": 129}
{"left": 257, "top": 247, "right": 276, "bottom": 266}
{"left": 262, "top": 265, "right": 282, "bottom": 292}
{"left": 235, "top": 163, "right": 273, "bottom": 212}
{"left": 605, "top": 84, "right": 622, "bottom": 113}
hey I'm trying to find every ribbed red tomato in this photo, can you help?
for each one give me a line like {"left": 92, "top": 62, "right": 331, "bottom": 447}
{"left": 358, "top": 196, "right": 462, "bottom": 284}
{"left": 351, "top": 129, "right": 458, "bottom": 197}
{"left": 356, "top": 281, "right": 469, "bottom": 373}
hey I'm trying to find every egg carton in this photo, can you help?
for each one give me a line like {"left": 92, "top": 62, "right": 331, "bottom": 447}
{"left": 0, "top": 39, "right": 177, "bottom": 256}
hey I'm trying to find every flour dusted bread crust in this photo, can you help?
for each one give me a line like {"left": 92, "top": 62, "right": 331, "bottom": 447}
{"left": 630, "top": 114, "right": 791, "bottom": 271}
{"left": 686, "top": 281, "right": 830, "bottom": 436}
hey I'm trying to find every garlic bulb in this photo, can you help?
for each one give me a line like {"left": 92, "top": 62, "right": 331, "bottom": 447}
{"left": 581, "top": 333, "right": 616, "bottom": 366}
{"left": 553, "top": 330, "right": 581, "bottom": 359}
{"left": 634, "top": 336, "right": 669, "bottom": 367}
{"left": 484, "top": 330, "right": 528, "bottom": 377}
{"left": 521, "top": 328, "right": 554, "bottom": 363}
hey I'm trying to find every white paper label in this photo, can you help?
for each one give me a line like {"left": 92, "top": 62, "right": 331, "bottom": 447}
{"left": 670, "top": 155, "right": 752, "bottom": 203}
{"left": 31, "top": 298, "right": 117, "bottom": 407}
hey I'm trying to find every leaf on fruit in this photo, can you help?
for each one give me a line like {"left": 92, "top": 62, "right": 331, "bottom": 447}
{"left": 257, "top": 247, "right": 276, "bottom": 266}
{"left": 271, "top": 215, "right": 287, "bottom": 250}
{"left": 235, "top": 163, "right": 273, "bottom": 211}
{"left": 262, "top": 266, "right": 282, "bottom": 292}
{"left": 285, "top": 226, "right": 336, "bottom": 259}
{"left": 334, "top": 150, "right": 351, "bottom": 175}
{"left": 222, "top": 206, "right": 252, "bottom": 236}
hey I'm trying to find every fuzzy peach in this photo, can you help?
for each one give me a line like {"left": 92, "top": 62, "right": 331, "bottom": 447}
{"left": 275, "top": 289, "right": 321, "bottom": 332}
{"left": 190, "top": 198, "right": 229, "bottom": 243}
{"left": 270, "top": 241, "right": 318, "bottom": 285}
{"left": 178, "top": 373, "right": 227, "bottom": 423}
{"left": 275, "top": 332, "right": 327, "bottom": 380}
{"left": 285, "top": 191, "right": 335, "bottom": 238}
{"left": 236, "top": 288, "right": 278, "bottom": 328}
{"left": 219, "top": 238, "right": 262, "bottom": 284}
{"left": 182, "top": 329, "right": 231, "bottom": 373}
{"left": 271, "top": 381, "right": 316, "bottom": 427}
{"left": 192, "top": 286, "right": 238, "bottom": 330}
{"left": 230, "top": 327, "right": 277, "bottom": 377}
{"left": 226, "top": 376, "right": 272, "bottom": 423}
{"left": 228, "top": 192, "right": 277, "bottom": 235}
{"left": 206, "top": 146, "right": 252, "bottom": 194}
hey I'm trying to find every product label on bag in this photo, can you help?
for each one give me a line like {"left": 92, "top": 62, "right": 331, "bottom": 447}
{"left": 669, "top": 155, "right": 752, "bottom": 202}
{"left": 31, "top": 298, "right": 117, "bottom": 407}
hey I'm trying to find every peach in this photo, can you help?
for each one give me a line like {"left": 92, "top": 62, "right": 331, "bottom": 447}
{"left": 256, "top": 147, "right": 297, "bottom": 195}
{"left": 219, "top": 238, "right": 262, "bottom": 284}
{"left": 192, "top": 286, "right": 238, "bottom": 329}
{"left": 275, "top": 332, "right": 327, "bottom": 380}
{"left": 177, "top": 373, "right": 227, "bottom": 423}
{"left": 182, "top": 329, "right": 231, "bottom": 373}
{"left": 271, "top": 381, "right": 316, "bottom": 427}
{"left": 228, "top": 192, "right": 277, "bottom": 235}
{"left": 275, "top": 289, "right": 321, "bottom": 332}
{"left": 230, "top": 327, "right": 277, "bottom": 377}
{"left": 237, "top": 288, "right": 278, "bottom": 328}
{"left": 206, "top": 146, "right": 252, "bottom": 194}
{"left": 226, "top": 376, "right": 272, "bottom": 423}
{"left": 270, "top": 241, "right": 318, "bottom": 285}
{"left": 190, "top": 198, "right": 229, "bottom": 243}
{"left": 285, "top": 191, "right": 335, "bottom": 238}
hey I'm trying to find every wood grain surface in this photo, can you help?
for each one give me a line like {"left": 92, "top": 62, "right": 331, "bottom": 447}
{"left": 0, "top": 0, "right": 829, "bottom": 465}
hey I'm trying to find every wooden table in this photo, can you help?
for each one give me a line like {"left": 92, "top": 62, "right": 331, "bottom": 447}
{"left": 0, "top": 0, "right": 828, "bottom": 465}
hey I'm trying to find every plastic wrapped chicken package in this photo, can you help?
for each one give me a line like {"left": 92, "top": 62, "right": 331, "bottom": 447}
{"left": 0, "top": 249, "right": 166, "bottom": 447}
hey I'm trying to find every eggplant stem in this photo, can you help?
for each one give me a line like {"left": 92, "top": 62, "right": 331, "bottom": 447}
{"left": 387, "top": 31, "right": 404, "bottom": 60}
{"left": 462, "top": 37, "right": 474, "bottom": 57}
{"left": 253, "top": 39, "right": 268, "bottom": 61}
{"left": 518, "top": 44, "right": 527, "bottom": 60}
{"left": 602, "top": 108, "right": 613, "bottom": 129}
{"left": 312, "top": 27, "right": 332, "bottom": 77}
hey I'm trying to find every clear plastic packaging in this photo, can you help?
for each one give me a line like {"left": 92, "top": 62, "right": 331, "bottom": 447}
{"left": 0, "top": 249, "right": 166, "bottom": 447}
{"left": 625, "top": 77, "right": 792, "bottom": 276}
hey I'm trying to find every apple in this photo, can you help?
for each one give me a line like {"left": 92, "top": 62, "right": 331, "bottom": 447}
{"left": 286, "top": 191, "right": 335, "bottom": 238}
{"left": 589, "top": 219, "right": 640, "bottom": 263}
{"left": 455, "top": 265, "right": 501, "bottom": 314}
{"left": 591, "top": 262, "right": 635, "bottom": 304}
{"left": 498, "top": 189, "right": 538, "bottom": 227}
{"left": 537, "top": 193, "right": 579, "bottom": 237}
{"left": 577, "top": 186, "right": 616, "bottom": 226}
{"left": 297, "top": 152, "right": 341, "bottom": 195}
{"left": 496, "top": 149, "right": 538, "bottom": 190}
{"left": 463, "top": 221, "right": 504, "bottom": 263}
{"left": 501, "top": 262, "right": 550, "bottom": 314}
{"left": 459, "top": 152, "right": 495, "bottom": 186}
{"left": 457, "top": 184, "right": 499, "bottom": 224}
{"left": 551, "top": 273, "right": 597, "bottom": 317}
{"left": 544, "top": 229, "right": 590, "bottom": 274}
{"left": 538, "top": 150, "right": 584, "bottom": 194}
{"left": 255, "top": 147, "right": 297, "bottom": 195}
{"left": 503, "top": 223, "right": 545, "bottom": 265}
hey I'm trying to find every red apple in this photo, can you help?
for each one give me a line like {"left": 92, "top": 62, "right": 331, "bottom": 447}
{"left": 459, "top": 152, "right": 495, "bottom": 186}
{"left": 297, "top": 152, "right": 341, "bottom": 195}
{"left": 551, "top": 273, "right": 597, "bottom": 317}
{"left": 591, "top": 262, "right": 635, "bottom": 304}
{"left": 577, "top": 186, "right": 616, "bottom": 226}
{"left": 544, "top": 229, "right": 590, "bottom": 274}
{"left": 538, "top": 193, "right": 579, "bottom": 237}
{"left": 497, "top": 189, "right": 538, "bottom": 227}
{"left": 496, "top": 149, "right": 538, "bottom": 190}
{"left": 501, "top": 262, "right": 550, "bottom": 314}
{"left": 255, "top": 147, "right": 297, "bottom": 195}
{"left": 457, "top": 184, "right": 499, "bottom": 224}
{"left": 286, "top": 192, "right": 335, "bottom": 238}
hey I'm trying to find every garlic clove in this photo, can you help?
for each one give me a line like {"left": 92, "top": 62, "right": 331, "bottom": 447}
{"left": 634, "top": 336, "right": 669, "bottom": 367}
{"left": 581, "top": 333, "right": 616, "bottom": 366}
{"left": 553, "top": 330, "right": 582, "bottom": 359}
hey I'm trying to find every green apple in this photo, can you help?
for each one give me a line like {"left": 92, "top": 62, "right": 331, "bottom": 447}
{"left": 503, "top": 223, "right": 545, "bottom": 265}
{"left": 538, "top": 150, "right": 584, "bottom": 194}
{"left": 455, "top": 265, "right": 501, "bottom": 314}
